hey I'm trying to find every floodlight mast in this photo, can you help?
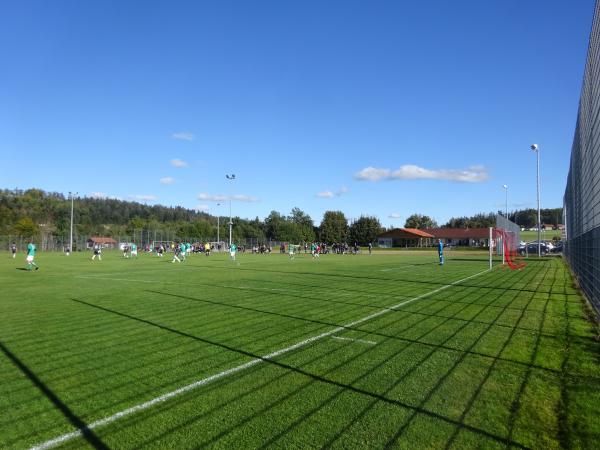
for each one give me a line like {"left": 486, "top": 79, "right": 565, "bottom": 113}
{"left": 69, "top": 192, "right": 77, "bottom": 255}
{"left": 531, "top": 144, "right": 541, "bottom": 257}
{"left": 502, "top": 184, "right": 508, "bottom": 265}
{"left": 226, "top": 174, "right": 235, "bottom": 247}
{"left": 216, "top": 203, "right": 220, "bottom": 250}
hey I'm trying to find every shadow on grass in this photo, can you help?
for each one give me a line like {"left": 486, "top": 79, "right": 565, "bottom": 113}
{"left": 70, "top": 298, "right": 528, "bottom": 449}
{"left": 0, "top": 340, "right": 110, "bottom": 450}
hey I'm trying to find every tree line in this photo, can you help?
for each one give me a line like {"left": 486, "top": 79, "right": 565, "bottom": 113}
{"left": 0, "top": 189, "right": 382, "bottom": 245}
{"left": 403, "top": 208, "right": 562, "bottom": 230}
{"left": 0, "top": 189, "right": 562, "bottom": 245}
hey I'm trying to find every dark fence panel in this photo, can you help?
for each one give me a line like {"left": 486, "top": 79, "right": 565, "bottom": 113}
{"left": 564, "top": 0, "right": 600, "bottom": 314}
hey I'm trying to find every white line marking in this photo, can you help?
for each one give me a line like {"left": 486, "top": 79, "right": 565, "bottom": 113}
{"left": 380, "top": 264, "right": 416, "bottom": 272}
{"left": 331, "top": 336, "right": 377, "bottom": 345}
{"left": 31, "top": 268, "right": 490, "bottom": 450}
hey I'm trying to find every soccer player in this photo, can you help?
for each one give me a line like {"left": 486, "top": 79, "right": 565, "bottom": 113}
{"left": 368, "top": 242, "right": 372, "bottom": 255}
{"left": 204, "top": 242, "right": 211, "bottom": 256}
{"left": 311, "top": 242, "right": 319, "bottom": 258}
{"left": 438, "top": 239, "right": 444, "bottom": 265}
{"left": 179, "top": 242, "right": 187, "bottom": 261}
{"left": 171, "top": 243, "right": 182, "bottom": 263}
{"left": 289, "top": 243, "right": 295, "bottom": 260}
{"left": 123, "top": 244, "right": 129, "bottom": 258}
{"left": 229, "top": 242, "right": 237, "bottom": 261}
{"left": 11, "top": 243, "right": 17, "bottom": 259}
{"left": 131, "top": 242, "right": 138, "bottom": 259}
{"left": 26, "top": 241, "right": 39, "bottom": 271}
{"left": 92, "top": 244, "right": 102, "bottom": 261}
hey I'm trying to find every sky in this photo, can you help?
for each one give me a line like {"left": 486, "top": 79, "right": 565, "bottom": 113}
{"left": 1, "top": 0, "right": 595, "bottom": 227}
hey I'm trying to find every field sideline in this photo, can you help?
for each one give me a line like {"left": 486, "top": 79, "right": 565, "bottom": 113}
{"left": 1, "top": 250, "right": 598, "bottom": 449}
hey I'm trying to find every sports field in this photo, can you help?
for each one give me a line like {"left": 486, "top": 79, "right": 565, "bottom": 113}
{"left": 1, "top": 250, "right": 599, "bottom": 449}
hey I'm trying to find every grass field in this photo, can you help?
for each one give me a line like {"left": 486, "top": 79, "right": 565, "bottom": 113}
{"left": 520, "top": 230, "right": 562, "bottom": 242}
{"left": 1, "top": 250, "right": 599, "bottom": 449}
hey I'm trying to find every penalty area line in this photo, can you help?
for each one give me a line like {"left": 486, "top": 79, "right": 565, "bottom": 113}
{"left": 31, "top": 267, "right": 490, "bottom": 450}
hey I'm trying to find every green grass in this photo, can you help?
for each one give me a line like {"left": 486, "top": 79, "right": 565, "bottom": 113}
{"left": 520, "top": 230, "right": 562, "bottom": 242}
{"left": 1, "top": 250, "right": 598, "bottom": 449}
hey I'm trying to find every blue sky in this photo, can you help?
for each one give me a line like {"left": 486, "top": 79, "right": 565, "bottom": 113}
{"left": 1, "top": 0, "right": 594, "bottom": 226}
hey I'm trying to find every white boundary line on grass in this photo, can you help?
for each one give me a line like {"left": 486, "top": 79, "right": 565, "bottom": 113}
{"left": 331, "top": 336, "right": 377, "bottom": 345}
{"left": 30, "top": 268, "right": 490, "bottom": 450}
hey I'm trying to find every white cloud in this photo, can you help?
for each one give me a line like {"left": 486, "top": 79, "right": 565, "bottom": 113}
{"left": 197, "top": 193, "right": 259, "bottom": 203}
{"left": 355, "top": 164, "right": 489, "bottom": 183}
{"left": 170, "top": 158, "right": 188, "bottom": 168}
{"left": 316, "top": 186, "right": 348, "bottom": 198}
{"left": 129, "top": 194, "right": 157, "bottom": 202}
{"left": 231, "top": 194, "right": 259, "bottom": 202}
{"left": 172, "top": 132, "right": 195, "bottom": 141}
{"left": 195, "top": 204, "right": 210, "bottom": 212}
{"left": 198, "top": 193, "right": 228, "bottom": 202}
{"left": 89, "top": 192, "right": 122, "bottom": 200}
{"left": 316, "top": 191, "right": 334, "bottom": 198}
{"left": 354, "top": 167, "right": 391, "bottom": 181}
{"left": 160, "top": 177, "right": 175, "bottom": 185}
{"left": 388, "top": 213, "right": 402, "bottom": 219}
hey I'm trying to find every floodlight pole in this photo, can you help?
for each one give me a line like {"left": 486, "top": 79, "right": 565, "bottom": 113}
{"left": 226, "top": 174, "right": 236, "bottom": 247}
{"left": 531, "top": 144, "right": 541, "bottom": 257}
{"left": 502, "top": 184, "right": 508, "bottom": 264}
{"left": 69, "top": 192, "right": 76, "bottom": 255}
{"left": 503, "top": 184, "right": 508, "bottom": 219}
{"left": 489, "top": 227, "right": 493, "bottom": 270}
{"left": 216, "top": 203, "right": 220, "bottom": 249}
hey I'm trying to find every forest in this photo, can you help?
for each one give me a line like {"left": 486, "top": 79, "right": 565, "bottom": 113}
{"left": 0, "top": 189, "right": 562, "bottom": 246}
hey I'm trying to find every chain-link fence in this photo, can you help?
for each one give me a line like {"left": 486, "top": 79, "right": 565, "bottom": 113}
{"left": 563, "top": 0, "right": 600, "bottom": 314}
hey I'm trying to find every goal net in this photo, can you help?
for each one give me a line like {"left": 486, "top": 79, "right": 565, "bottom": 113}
{"left": 494, "top": 215, "right": 525, "bottom": 270}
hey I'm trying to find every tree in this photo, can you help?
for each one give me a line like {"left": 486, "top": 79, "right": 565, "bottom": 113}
{"left": 13, "top": 217, "right": 38, "bottom": 237}
{"left": 264, "top": 211, "right": 285, "bottom": 240}
{"left": 288, "top": 207, "right": 315, "bottom": 242}
{"left": 349, "top": 216, "right": 382, "bottom": 245}
{"left": 404, "top": 214, "right": 437, "bottom": 229}
{"left": 319, "top": 211, "right": 348, "bottom": 243}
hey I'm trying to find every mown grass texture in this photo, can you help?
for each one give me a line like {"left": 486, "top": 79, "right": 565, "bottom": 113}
{"left": 0, "top": 250, "right": 598, "bottom": 449}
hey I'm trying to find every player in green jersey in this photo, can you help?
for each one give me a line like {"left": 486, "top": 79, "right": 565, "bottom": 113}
{"left": 26, "top": 241, "right": 39, "bottom": 271}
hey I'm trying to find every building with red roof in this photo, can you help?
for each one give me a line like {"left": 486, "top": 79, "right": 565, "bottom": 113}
{"left": 424, "top": 228, "right": 490, "bottom": 247}
{"left": 87, "top": 237, "right": 118, "bottom": 249}
{"left": 377, "top": 228, "right": 435, "bottom": 248}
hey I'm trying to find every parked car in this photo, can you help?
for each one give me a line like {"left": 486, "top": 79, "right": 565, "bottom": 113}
{"left": 551, "top": 241, "right": 564, "bottom": 253}
{"left": 518, "top": 242, "right": 550, "bottom": 256}
{"left": 517, "top": 242, "right": 550, "bottom": 256}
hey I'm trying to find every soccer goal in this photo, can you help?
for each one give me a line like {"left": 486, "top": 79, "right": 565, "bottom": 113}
{"left": 492, "top": 215, "right": 525, "bottom": 270}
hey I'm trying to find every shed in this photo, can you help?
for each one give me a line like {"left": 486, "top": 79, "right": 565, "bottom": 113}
{"left": 377, "top": 228, "right": 434, "bottom": 248}
{"left": 425, "top": 228, "right": 490, "bottom": 247}
{"left": 87, "top": 237, "right": 118, "bottom": 249}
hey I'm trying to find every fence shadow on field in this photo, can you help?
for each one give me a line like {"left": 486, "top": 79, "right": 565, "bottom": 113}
{"left": 0, "top": 340, "right": 111, "bottom": 450}
{"left": 69, "top": 296, "right": 535, "bottom": 449}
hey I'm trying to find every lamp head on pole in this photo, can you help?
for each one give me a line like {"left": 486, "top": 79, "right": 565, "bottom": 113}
{"left": 226, "top": 174, "right": 236, "bottom": 180}
{"left": 530, "top": 144, "right": 538, "bottom": 152}
{"left": 502, "top": 184, "right": 508, "bottom": 190}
